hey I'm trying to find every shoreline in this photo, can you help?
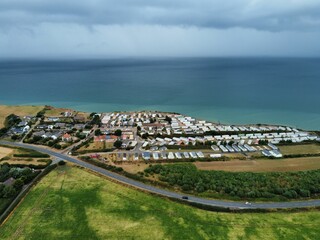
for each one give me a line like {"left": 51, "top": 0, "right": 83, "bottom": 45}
{"left": 1, "top": 103, "right": 319, "bottom": 131}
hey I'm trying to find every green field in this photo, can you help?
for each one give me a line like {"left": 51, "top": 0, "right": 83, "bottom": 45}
{"left": 279, "top": 144, "right": 320, "bottom": 155}
{"left": 1, "top": 165, "right": 320, "bottom": 240}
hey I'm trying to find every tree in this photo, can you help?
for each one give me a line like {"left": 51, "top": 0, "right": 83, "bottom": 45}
{"left": 94, "top": 129, "right": 102, "bottom": 136}
{"left": 58, "top": 160, "right": 66, "bottom": 166}
{"left": 165, "top": 116, "right": 172, "bottom": 124}
{"left": 11, "top": 135, "right": 19, "bottom": 140}
{"left": 114, "top": 140, "right": 122, "bottom": 149}
{"left": 91, "top": 115, "right": 101, "bottom": 126}
{"left": 142, "top": 133, "right": 149, "bottom": 139}
{"left": 2, "top": 185, "right": 16, "bottom": 198}
{"left": 33, "top": 135, "right": 42, "bottom": 142}
{"left": 4, "top": 114, "right": 21, "bottom": 128}
{"left": 90, "top": 112, "right": 97, "bottom": 118}
{"left": 114, "top": 129, "right": 122, "bottom": 136}
{"left": 54, "top": 143, "right": 62, "bottom": 149}
{"left": 36, "top": 109, "right": 46, "bottom": 118}
{"left": 13, "top": 178, "right": 24, "bottom": 191}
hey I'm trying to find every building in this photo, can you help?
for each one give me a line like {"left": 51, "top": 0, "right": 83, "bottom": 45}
{"left": 62, "top": 133, "right": 72, "bottom": 142}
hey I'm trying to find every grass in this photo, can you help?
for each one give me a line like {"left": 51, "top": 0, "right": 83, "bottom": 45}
{"left": 0, "top": 105, "right": 44, "bottom": 128}
{"left": 80, "top": 141, "right": 105, "bottom": 151}
{"left": 279, "top": 144, "right": 320, "bottom": 155}
{"left": 1, "top": 165, "right": 320, "bottom": 239}
{"left": 120, "top": 162, "right": 151, "bottom": 174}
{"left": 44, "top": 107, "right": 74, "bottom": 117}
{"left": 194, "top": 157, "right": 320, "bottom": 172}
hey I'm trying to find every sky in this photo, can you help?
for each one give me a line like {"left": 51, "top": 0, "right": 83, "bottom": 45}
{"left": 1, "top": 0, "right": 320, "bottom": 58}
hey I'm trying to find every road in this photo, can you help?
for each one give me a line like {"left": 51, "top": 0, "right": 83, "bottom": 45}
{"left": 2, "top": 140, "right": 320, "bottom": 210}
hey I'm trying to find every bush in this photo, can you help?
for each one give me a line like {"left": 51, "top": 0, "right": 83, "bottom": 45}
{"left": 13, "top": 153, "right": 50, "bottom": 158}
{"left": 114, "top": 140, "right": 122, "bottom": 149}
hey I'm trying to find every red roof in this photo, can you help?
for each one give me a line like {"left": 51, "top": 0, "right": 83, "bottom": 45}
{"left": 94, "top": 135, "right": 106, "bottom": 141}
{"left": 63, "top": 133, "right": 71, "bottom": 139}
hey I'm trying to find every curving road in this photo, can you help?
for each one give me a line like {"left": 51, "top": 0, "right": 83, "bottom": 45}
{"left": 2, "top": 141, "right": 320, "bottom": 210}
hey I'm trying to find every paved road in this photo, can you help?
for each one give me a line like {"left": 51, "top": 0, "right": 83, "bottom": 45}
{"left": 2, "top": 141, "right": 320, "bottom": 210}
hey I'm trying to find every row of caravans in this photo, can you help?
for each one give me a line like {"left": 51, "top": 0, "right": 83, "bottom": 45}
{"left": 142, "top": 151, "right": 205, "bottom": 160}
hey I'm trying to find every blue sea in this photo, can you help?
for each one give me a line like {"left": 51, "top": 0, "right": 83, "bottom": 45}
{"left": 0, "top": 58, "right": 319, "bottom": 130}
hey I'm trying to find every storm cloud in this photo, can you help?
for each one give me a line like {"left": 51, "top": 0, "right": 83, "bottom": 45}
{"left": 1, "top": 0, "right": 320, "bottom": 58}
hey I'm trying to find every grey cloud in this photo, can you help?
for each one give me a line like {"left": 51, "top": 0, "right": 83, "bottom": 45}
{"left": 1, "top": 1, "right": 320, "bottom": 58}
{"left": 1, "top": 0, "right": 320, "bottom": 31}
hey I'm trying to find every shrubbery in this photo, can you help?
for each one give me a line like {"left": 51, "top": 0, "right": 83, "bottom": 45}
{"left": 144, "top": 163, "right": 320, "bottom": 200}
{"left": 13, "top": 153, "right": 50, "bottom": 158}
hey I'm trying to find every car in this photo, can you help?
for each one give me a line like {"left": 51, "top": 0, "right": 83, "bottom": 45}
{"left": 182, "top": 196, "right": 189, "bottom": 200}
{"left": 245, "top": 201, "right": 251, "bottom": 205}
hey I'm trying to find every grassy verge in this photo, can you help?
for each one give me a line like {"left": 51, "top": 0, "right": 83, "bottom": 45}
{"left": 1, "top": 165, "right": 320, "bottom": 240}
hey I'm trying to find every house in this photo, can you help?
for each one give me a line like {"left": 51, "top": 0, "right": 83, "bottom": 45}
{"left": 51, "top": 132, "right": 62, "bottom": 140}
{"left": 23, "top": 125, "right": 30, "bottom": 133}
{"left": 55, "top": 123, "right": 66, "bottom": 128}
{"left": 94, "top": 135, "right": 106, "bottom": 142}
{"left": 74, "top": 124, "right": 85, "bottom": 130}
{"left": 105, "top": 135, "right": 117, "bottom": 143}
{"left": 36, "top": 124, "right": 48, "bottom": 129}
{"left": 64, "top": 111, "right": 73, "bottom": 117}
{"left": 47, "top": 117, "right": 60, "bottom": 122}
{"left": 62, "top": 133, "right": 72, "bottom": 142}
{"left": 3, "top": 177, "right": 15, "bottom": 186}
{"left": 142, "top": 152, "right": 151, "bottom": 160}
{"left": 18, "top": 121, "right": 28, "bottom": 127}
{"left": 74, "top": 115, "right": 86, "bottom": 123}
{"left": 42, "top": 131, "right": 61, "bottom": 140}
{"left": 10, "top": 127, "right": 22, "bottom": 134}
{"left": 42, "top": 132, "right": 52, "bottom": 139}
{"left": 33, "top": 130, "right": 45, "bottom": 137}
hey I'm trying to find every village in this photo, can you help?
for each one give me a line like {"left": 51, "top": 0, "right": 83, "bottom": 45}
{"left": 2, "top": 108, "right": 319, "bottom": 163}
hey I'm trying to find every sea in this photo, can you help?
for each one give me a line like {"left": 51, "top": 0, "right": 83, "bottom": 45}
{"left": 0, "top": 57, "right": 319, "bottom": 130}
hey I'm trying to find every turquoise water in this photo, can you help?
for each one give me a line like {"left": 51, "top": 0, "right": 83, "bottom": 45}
{"left": 0, "top": 58, "right": 319, "bottom": 130}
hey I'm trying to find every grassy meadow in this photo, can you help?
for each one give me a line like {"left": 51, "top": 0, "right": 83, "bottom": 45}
{"left": 0, "top": 165, "right": 320, "bottom": 240}
{"left": 0, "top": 105, "right": 44, "bottom": 128}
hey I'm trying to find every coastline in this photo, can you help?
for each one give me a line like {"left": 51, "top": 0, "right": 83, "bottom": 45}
{"left": 1, "top": 102, "right": 319, "bottom": 131}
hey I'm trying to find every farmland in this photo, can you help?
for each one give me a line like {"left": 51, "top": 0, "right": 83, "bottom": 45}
{"left": 1, "top": 165, "right": 320, "bottom": 240}
{"left": 194, "top": 157, "right": 320, "bottom": 172}
{"left": 0, "top": 145, "right": 51, "bottom": 167}
{"left": 0, "top": 147, "right": 13, "bottom": 159}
